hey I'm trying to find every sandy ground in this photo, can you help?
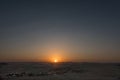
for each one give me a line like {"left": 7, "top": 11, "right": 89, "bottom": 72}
{"left": 0, "top": 62, "right": 120, "bottom": 80}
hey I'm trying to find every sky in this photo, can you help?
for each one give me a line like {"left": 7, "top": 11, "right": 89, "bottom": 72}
{"left": 0, "top": 0, "right": 120, "bottom": 62}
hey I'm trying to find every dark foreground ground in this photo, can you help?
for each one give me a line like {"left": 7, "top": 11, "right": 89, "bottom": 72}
{"left": 0, "top": 62, "right": 120, "bottom": 80}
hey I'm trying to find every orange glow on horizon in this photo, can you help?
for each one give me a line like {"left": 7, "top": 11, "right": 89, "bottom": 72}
{"left": 54, "top": 59, "right": 58, "bottom": 63}
{"left": 47, "top": 54, "right": 63, "bottom": 63}
{"left": 37, "top": 47, "right": 69, "bottom": 62}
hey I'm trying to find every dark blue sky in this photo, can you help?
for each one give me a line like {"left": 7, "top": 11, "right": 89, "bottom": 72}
{"left": 0, "top": 0, "right": 120, "bottom": 62}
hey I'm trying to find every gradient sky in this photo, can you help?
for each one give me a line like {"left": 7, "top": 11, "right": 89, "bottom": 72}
{"left": 0, "top": 0, "right": 120, "bottom": 62}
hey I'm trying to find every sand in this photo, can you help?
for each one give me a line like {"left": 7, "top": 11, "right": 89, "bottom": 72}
{"left": 0, "top": 62, "right": 120, "bottom": 80}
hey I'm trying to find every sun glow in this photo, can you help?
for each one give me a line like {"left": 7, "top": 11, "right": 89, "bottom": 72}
{"left": 54, "top": 59, "right": 58, "bottom": 63}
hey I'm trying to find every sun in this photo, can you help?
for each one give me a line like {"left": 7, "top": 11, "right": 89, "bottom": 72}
{"left": 54, "top": 59, "right": 58, "bottom": 63}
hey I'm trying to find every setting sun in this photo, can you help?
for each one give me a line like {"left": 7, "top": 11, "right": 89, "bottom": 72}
{"left": 46, "top": 52, "right": 64, "bottom": 63}
{"left": 54, "top": 59, "right": 58, "bottom": 63}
